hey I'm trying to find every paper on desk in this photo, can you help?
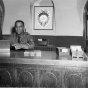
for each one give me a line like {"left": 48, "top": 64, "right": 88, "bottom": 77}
{"left": 62, "top": 49, "right": 68, "bottom": 52}
{"left": 70, "top": 45, "right": 82, "bottom": 51}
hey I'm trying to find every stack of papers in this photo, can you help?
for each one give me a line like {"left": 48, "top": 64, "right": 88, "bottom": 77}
{"left": 0, "top": 40, "right": 10, "bottom": 57}
{"left": 70, "top": 45, "right": 84, "bottom": 60}
{"left": 70, "top": 45, "right": 82, "bottom": 51}
{"left": 0, "top": 49, "right": 10, "bottom": 53}
{"left": 0, "top": 49, "right": 10, "bottom": 57}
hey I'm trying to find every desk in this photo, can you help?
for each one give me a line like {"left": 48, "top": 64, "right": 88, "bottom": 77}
{"left": 0, "top": 50, "right": 88, "bottom": 88}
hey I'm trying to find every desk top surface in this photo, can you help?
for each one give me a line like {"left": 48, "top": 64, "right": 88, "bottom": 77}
{"left": 10, "top": 50, "right": 57, "bottom": 59}
{"left": 0, "top": 50, "right": 88, "bottom": 67}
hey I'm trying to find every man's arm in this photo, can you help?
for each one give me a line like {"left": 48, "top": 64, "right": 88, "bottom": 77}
{"left": 20, "top": 34, "right": 35, "bottom": 49}
{"left": 12, "top": 33, "right": 35, "bottom": 50}
{"left": 21, "top": 42, "right": 35, "bottom": 49}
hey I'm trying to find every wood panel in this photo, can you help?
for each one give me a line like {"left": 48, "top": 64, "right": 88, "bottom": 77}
{"left": 0, "top": 62, "right": 88, "bottom": 87}
{"left": 3, "top": 35, "right": 83, "bottom": 48}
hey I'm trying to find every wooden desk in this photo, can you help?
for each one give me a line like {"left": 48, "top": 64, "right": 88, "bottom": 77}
{"left": 0, "top": 50, "right": 88, "bottom": 88}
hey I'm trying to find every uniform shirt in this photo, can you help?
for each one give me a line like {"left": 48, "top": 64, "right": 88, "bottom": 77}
{"left": 10, "top": 32, "right": 35, "bottom": 47}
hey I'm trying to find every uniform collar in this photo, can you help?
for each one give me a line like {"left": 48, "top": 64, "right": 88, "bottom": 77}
{"left": 16, "top": 32, "right": 25, "bottom": 37}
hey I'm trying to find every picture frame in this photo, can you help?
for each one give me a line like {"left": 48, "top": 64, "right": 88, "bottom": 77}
{"left": 34, "top": 6, "right": 53, "bottom": 30}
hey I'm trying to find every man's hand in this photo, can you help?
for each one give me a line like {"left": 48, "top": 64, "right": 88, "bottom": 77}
{"left": 12, "top": 43, "right": 22, "bottom": 50}
{"left": 12, "top": 43, "right": 34, "bottom": 50}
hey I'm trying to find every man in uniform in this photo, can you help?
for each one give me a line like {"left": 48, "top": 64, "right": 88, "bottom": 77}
{"left": 10, "top": 20, "right": 35, "bottom": 50}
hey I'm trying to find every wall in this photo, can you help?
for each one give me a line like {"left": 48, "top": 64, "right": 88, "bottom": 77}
{"left": 54, "top": 0, "right": 87, "bottom": 36}
{"left": 2, "top": 0, "right": 32, "bottom": 34}
{"left": 2, "top": 0, "right": 87, "bottom": 36}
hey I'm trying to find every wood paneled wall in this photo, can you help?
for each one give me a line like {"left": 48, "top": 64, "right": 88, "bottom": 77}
{"left": 3, "top": 35, "right": 83, "bottom": 48}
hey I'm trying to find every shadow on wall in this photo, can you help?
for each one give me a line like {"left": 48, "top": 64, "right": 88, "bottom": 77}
{"left": 0, "top": 0, "right": 5, "bottom": 39}
{"left": 10, "top": 26, "right": 16, "bottom": 34}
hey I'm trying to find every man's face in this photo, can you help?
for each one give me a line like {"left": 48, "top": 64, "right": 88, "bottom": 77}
{"left": 15, "top": 22, "right": 24, "bottom": 34}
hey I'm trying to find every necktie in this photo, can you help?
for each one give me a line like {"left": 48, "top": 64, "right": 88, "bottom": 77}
{"left": 18, "top": 36, "right": 20, "bottom": 43}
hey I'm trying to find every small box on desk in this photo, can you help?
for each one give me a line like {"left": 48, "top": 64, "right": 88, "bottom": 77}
{"left": 37, "top": 38, "right": 49, "bottom": 46}
{"left": 56, "top": 47, "right": 70, "bottom": 56}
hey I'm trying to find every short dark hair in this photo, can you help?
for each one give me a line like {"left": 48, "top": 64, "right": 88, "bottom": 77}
{"left": 15, "top": 20, "right": 24, "bottom": 27}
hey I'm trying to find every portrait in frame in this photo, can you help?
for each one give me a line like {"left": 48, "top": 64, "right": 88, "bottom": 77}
{"left": 34, "top": 6, "right": 53, "bottom": 30}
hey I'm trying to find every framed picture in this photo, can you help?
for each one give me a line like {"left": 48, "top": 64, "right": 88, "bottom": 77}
{"left": 34, "top": 6, "right": 53, "bottom": 30}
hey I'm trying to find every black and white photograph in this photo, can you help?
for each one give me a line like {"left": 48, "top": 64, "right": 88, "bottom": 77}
{"left": 0, "top": 0, "right": 88, "bottom": 88}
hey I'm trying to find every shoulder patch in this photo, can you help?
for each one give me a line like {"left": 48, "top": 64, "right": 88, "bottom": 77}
{"left": 24, "top": 32, "right": 30, "bottom": 36}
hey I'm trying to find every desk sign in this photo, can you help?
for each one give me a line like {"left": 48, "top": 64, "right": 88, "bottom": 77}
{"left": 34, "top": 50, "right": 41, "bottom": 57}
{"left": 24, "top": 50, "right": 42, "bottom": 57}
{"left": 24, "top": 51, "right": 35, "bottom": 57}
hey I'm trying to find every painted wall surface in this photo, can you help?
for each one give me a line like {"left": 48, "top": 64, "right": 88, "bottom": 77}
{"left": 2, "top": 0, "right": 87, "bottom": 36}
{"left": 54, "top": 0, "right": 87, "bottom": 36}
{"left": 2, "top": 0, "right": 32, "bottom": 34}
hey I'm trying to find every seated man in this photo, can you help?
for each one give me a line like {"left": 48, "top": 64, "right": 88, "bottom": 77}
{"left": 10, "top": 20, "right": 35, "bottom": 50}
